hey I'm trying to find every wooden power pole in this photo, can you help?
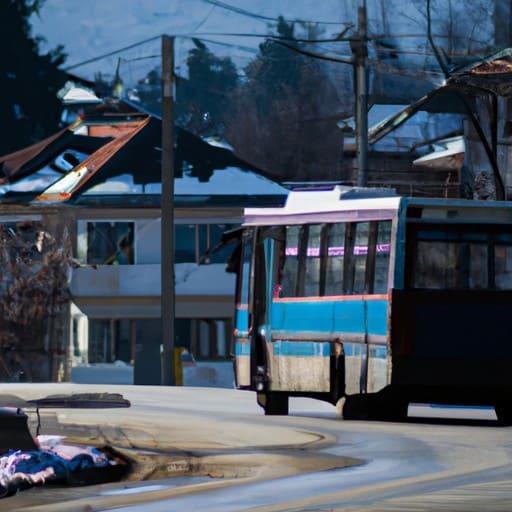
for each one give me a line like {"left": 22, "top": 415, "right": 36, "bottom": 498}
{"left": 161, "top": 35, "right": 176, "bottom": 386}
{"left": 351, "top": 5, "right": 369, "bottom": 187}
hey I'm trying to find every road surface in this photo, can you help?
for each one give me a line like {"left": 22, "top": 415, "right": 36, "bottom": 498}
{"left": 1, "top": 383, "right": 510, "bottom": 511}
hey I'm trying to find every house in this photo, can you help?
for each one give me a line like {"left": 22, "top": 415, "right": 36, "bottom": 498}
{"left": 366, "top": 48, "right": 512, "bottom": 201}
{"left": 0, "top": 103, "right": 288, "bottom": 386}
{"left": 340, "top": 103, "right": 465, "bottom": 197}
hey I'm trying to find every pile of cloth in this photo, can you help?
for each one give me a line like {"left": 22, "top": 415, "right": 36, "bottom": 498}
{"left": 0, "top": 435, "right": 122, "bottom": 498}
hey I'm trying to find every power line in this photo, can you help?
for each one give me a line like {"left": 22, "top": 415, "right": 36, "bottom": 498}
{"left": 187, "top": 37, "right": 259, "bottom": 55}
{"left": 189, "top": 3, "right": 216, "bottom": 33}
{"left": 64, "top": 35, "right": 163, "bottom": 71}
{"left": 200, "top": 0, "right": 350, "bottom": 26}
{"left": 62, "top": 29, "right": 486, "bottom": 78}
{"left": 192, "top": 31, "right": 355, "bottom": 42}
{"left": 271, "top": 39, "right": 353, "bottom": 65}
{"left": 201, "top": 0, "right": 278, "bottom": 22}
{"left": 62, "top": 31, "right": 356, "bottom": 73}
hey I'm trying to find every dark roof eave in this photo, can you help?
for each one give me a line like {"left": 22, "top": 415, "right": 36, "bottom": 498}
{"left": 67, "top": 193, "right": 288, "bottom": 209}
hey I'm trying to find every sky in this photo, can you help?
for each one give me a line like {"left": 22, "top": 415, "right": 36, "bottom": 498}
{"left": 30, "top": 0, "right": 362, "bottom": 82}
{"left": 29, "top": 0, "right": 497, "bottom": 95}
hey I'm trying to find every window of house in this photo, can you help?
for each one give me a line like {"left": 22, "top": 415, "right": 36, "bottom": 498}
{"left": 208, "top": 224, "right": 238, "bottom": 263}
{"left": 77, "top": 221, "right": 134, "bottom": 265}
{"left": 175, "top": 224, "right": 197, "bottom": 263}
{"left": 87, "top": 318, "right": 134, "bottom": 364}
{"left": 175, "top": 223, "right": 238, "bottom": 264}
{"left": 190, "top": 318, "right": 233, "bottom": 359}
{"left": 77, "top": 221, "right": 238, "bottom": 266}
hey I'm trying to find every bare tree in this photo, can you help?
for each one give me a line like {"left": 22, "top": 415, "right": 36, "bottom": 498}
{"left": 406, "top": 0, "right": 495, "bottom": 71}
{"left": 0, "top": 222, "right": 72, "bottom": 382}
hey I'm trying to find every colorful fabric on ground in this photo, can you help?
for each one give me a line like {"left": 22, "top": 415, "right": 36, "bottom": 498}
{"left": 0, "top": 440, "right": 112, "bottom": 497}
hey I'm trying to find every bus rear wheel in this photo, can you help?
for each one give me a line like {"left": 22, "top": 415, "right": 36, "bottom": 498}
{"left": 257, "top": 392, "right": 289, "bottom": 415}
{"left": 343, "top": 391, "right": 408, "bottom": 422}
{"left": 494, "top": 402, "right": 512, "bottom": 425}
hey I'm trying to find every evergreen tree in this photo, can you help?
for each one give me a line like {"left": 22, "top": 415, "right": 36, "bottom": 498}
{"left": 225, "top": 17, "right": 345, "bottom": 181}
{"left": 176, "top": 39, "right": 238, "bottom": 136}
{"left": 0, "top": 0, "right": 67, "bottom": 156}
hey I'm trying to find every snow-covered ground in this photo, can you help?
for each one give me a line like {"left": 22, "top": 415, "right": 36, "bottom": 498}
{"left": 71, "top": 359, "right": 235, "bottom": 388}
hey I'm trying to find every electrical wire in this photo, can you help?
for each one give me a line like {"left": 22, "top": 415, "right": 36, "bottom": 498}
{"left": 62, "top": 28, "right": 489, "bottom": 78}
{"left": 192, "top": 31, "right": 355, "bottom": 43}
{"left": 200, "top": 0, "right": 350, "bottom": 26}
{"left": 270, "top": 39, "right": 353, "bottom": 65}
{"left": 64, "top": 35, "right": 163, "bottom": 71}
{"left": 189, "top": 2, "right": 217, "bottom": 33}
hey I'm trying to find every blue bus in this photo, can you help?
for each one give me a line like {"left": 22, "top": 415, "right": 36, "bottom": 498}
{"left": 227, "top": 186, "right": 512, "bottom": 422}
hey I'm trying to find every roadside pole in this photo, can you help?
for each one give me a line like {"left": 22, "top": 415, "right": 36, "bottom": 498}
{"left": 161, "top": 34, "right": 175, "bottom": 386}
{"left": 351, "top": 5, "right": 369, "bottom": 187}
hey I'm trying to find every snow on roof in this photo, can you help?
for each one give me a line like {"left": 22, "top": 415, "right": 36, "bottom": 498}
{"left": 343, "top": 104, "right": 463, "bottom": 153}
{"left": 413, "top": 136, "right": 464, "bottom": 167}
{"left": 58, "top": 83, "right": 102, "bottom": 105}
{"left": 243, "top": 185, "right": 400, "bottom": 225}
{"left": 175, "top": 167, "right": 288, "bottom": 196}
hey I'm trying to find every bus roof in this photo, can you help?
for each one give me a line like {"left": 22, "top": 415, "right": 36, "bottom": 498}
{"left": 243, "top": 186, "right": 401, "bottom": 225}
{"left": 243, "top": 185, "right": 512, "bottom": 226}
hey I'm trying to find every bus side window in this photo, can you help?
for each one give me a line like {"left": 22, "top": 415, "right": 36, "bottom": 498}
{"left": 325, "top": 223, "right": 345, "bottom": 296}
{"left": 295, "top": 225, "right": 309, "bottom": 296}
{"left": 281, "top": 226, "right": 300, "bottom": 297}
{"left": 280, "top": 224, "right": 321, "bottom": 298}
{"left": 353, "top": 222, "right": 370, "bottom": 294}
{"left": 304, "top": 225, "right": 322, "bottom": 296}
{"left": 495, "top": 244, "right": 512, "bottom": 289}
{"left": 374, "top": 221, "right": 392, "bottom": 293}
{"left": 343, "top": 223, "right": 357, "bottom": 294}
{"left": 278, "top": 220, "right": 392, "bottom": 298}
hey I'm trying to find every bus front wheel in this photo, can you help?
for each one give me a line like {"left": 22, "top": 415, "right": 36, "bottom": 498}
{"left": 257, "top": 392, "right": 289, "bottom": 415}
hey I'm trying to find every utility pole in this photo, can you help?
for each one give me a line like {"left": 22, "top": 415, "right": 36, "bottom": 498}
{"left": 161, "top": 35, "right": 175, "bottom": 386}
{"left": 351, "top": 4, "right": 369, "bottom": 187}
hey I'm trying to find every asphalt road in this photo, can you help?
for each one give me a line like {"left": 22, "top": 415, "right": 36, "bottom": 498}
{"left": 2, "top": 383, "right": 511, "bottom": 512}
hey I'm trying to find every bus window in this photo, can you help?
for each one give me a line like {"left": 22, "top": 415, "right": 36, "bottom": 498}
{"left": 279, "top": 221, "right": 392, "bottom": 298}
{"left": 409, "top": 228, "right": 494, "bottom": 289}
{"left": 304, "top": 224, "right": 322, "bottom": 296}
{"left": 374, "top": 221, "right": 392, "bottom": 293}
{"left": 495, "top": 244, "right": 512, "bottom": 289}
{"left": 353, "top": 222, "right": 370, "bottom": 294}
{"left": 325, "top": 223, "right": 345, "bottom": 296}
{"left": 414, "top": 240, "right": 464, "bottom": 289}
{"left": 240, "top": 233, "right": 252, "bottom": 306}
{"left": 281, "top": 226, "right": 300, "bottom": 297}
{"left": 467, "top": 243, "right": 488, "bottom": 288}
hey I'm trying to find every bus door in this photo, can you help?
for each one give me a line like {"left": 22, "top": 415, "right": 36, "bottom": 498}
{"left": 269, "top": 221, "right": 391, "bottom": 397}
{"left": 231, "top": 229, "right": 253, "bottom": 388}
{"left": 268, "top": 224, "right": 333, "bottom": 394}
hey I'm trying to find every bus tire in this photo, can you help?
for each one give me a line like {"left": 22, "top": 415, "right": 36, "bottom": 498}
{"left": 342, "top": 394, "right": 370, "bottom": 420}
{"left": 343, "top": 392, "right": 408, "bottom": 422}
{"left": 494, "top": 402, "right": 512, "bottom": 425}
{"left": 257, "top": 392, "right": 289, "bottom": 415}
